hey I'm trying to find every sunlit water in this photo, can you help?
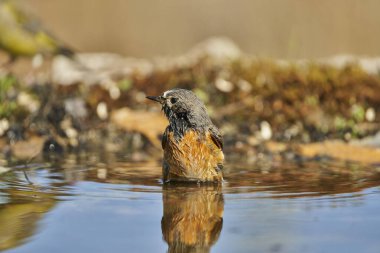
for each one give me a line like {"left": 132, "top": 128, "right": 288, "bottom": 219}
{"left": 1, "top": 153, "right": 380, "bottom": 253}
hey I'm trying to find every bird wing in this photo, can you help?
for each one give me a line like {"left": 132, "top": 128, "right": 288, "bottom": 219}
{"left": 209, "top": 125, "right": 223, "bottom": 150}
{"left": 162, "top": 126, "right": 170, "bottom": 150}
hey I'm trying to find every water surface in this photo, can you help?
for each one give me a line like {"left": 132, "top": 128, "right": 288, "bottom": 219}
{"left": 1, "top": 154, "right": 380, "bottom": 253}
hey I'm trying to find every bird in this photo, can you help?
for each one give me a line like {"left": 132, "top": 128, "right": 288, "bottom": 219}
{"left": 161, "top": 184, "right": 224, "bottom": 252}
{"left": 0, "top": 0, "right": 74, "bottom": 63}
{"left": 146, "top": 88, "right": 224, "bottom": 183}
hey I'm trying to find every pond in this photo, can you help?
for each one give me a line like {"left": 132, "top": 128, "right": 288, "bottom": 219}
{"left": 1, "top": 152, "right": 380, "bottom": 253}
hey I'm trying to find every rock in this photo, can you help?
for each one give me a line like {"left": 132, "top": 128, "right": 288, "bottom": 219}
{"left": 11, "top": 136, "right": 46, "bottom": 160}
{"left": 0, "top": 119, "right": 9, "bottom": 136}
{"left": 42, "top": 137, "right": 64, "bottom": 154}
{"left": 52, "top": 53, "right": 153, "bottom": 86}
{"left": 321, "top": 54, "right": 380, "bottom": 75}
{"left": 215, "top": 78, "right": 234, "bottom": 93}
{"left": 51, "top": 56, "right": 87, "bottom": 85}
{"left": 52, "top": 38, "right": 240, "bottom": 86}
{"left": 187, "top": 37, "right": 241, "bottom": 62}
{"left": 0, "top": 166, "right": 10, "bottom": 175}
{"left": 111, "top": 108, "right": 167, "bottom": 149}
{"left": 47, "top": 103, "right": 66, "bottom": 128}
{"left": 17, "top": 92, "right": 40, "bottom": 113}
{"left": 260, "top": 121, "right": 272, "bottom": 140}
{"left": 350, "top": 131, "right": 380, "bottom": 148}
{"left": 6, "top": 125, "right": 24, "bottom": 142}
{"left": 265, "top": 141, "right": 287, "bottom": 153}
{"left": 64, "top": 98, "right": 88, "bottom": 119}
{"left": 297, "top": 140, "right": 380, "bottom": 164}
{"left": 365, "top": 107, "right": 376, "bottom": 122}
{"left": 96, "top": 102, "right": 108, "bottom": 120}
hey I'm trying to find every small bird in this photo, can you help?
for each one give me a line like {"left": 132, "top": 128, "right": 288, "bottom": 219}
{"left": 147, "top": 88, "right": 224, "bottom": 182}
{"left": 161, "top": 184, "right": 224, "bottom": 252}
{"left": 0, "top": 0, "right": 74, "bottom": 63}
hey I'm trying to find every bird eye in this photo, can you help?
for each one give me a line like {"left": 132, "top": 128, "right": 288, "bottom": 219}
{"left": 170, "top": 97, "right": 178, "bottom": 104}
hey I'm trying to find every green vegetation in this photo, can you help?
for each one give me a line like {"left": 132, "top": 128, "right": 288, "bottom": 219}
{"left": 0, "top": 74, "right": 19, "bottom": 118}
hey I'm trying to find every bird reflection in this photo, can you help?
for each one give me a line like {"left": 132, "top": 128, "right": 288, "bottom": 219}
{"left": 161, "top": 184, "right": 224, "bottom": 253}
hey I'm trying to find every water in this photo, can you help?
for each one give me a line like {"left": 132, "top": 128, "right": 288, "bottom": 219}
{"left": 1, "top": 154, "right": 380, "bottom": 253}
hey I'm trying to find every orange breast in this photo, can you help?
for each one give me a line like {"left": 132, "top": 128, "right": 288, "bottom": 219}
{"left": 163, "top": 130, "right": 224, "bottom": 182}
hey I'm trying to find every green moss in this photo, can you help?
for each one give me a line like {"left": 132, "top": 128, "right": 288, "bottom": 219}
{"left": 351, "top": 104, "right": 365, "bottom": 123}
{"left": 0, "top": 101, "right": 18, "bottom": 118}
{"left": 305, "top": 95, "right": 319, "bottom": 106}
{"left": 193, "top": 88, "right": 209, "bottom": 103}
{"left": 0, "top": 75, "right": 20, "bottom": 118}
{"left": 0, "top": 75, "right": 17, "bottom": 101}
{"left": 117, "top": 78, "right": 132, "bottom": 91}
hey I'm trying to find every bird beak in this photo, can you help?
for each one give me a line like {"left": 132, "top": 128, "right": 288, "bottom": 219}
{"left": 146, "top": 95, "right": 164, "bottom": 104}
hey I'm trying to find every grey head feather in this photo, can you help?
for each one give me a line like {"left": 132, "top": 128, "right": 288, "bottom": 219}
{"left": 161, "top": 89, "right": 213, "bottom": 137}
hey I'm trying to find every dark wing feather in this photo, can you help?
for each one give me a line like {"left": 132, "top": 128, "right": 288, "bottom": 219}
{"left": 209, "top": 125, "right": 223, "bottom": 150}
{"left": 162, "top": 126, "right": 170, "bottom": 150}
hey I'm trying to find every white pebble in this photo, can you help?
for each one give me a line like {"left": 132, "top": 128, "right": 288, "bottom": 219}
{"left": 97, "top": 102, "right": 108, "bottom": 120}
{"left": 97, "top": 168, "right": 107, "bottom": 179}
{"left": 260, "top": 121, "right": 272, "bottom": 140}
{"left": 32, "top": 54, "right": 44, "bottom": 68}
{"left": 65, "top": 127, "right": 78, "bottom": 139}
{"left": 0, "top": 166, "right": 10, "bottom": 174}
{"left": 17, "top": 92, "right": 40, "bottom": 113}
{"left": 365, "top": 107, "right": 376, "bottom": 122}
{"left": 237, "top": 79, "right": 252, "bottom": 92}
{"left": 215, "top": 78, "right": 234, "bottom": 93}
{"left": 0, "top": 119, "right": 9, "bottom": 136}
{"left": 109, "top": 86, "right": 121, "bottom": 100}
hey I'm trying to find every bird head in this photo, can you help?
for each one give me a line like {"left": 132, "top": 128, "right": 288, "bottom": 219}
{"left": 146, "top": 88, "right": 211, "bottom": 129}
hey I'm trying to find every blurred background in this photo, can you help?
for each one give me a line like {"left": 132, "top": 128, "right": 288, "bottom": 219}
{"left": 2, "top": 2, "right": 380, "bottom": 253}
{"left": 24, "top": 0, "right": 380, "bottom": 59}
